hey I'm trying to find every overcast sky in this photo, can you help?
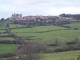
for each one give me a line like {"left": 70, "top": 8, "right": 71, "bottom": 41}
{"left": 0, "top": 0, "right": 80, "bottom": 18}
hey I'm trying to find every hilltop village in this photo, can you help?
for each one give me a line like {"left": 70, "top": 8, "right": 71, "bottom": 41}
{"left": 7, "top": 13, "right": 76, "bottom": 21}
{"left": 1, "top": 13, "right": 80, "bottom": 27}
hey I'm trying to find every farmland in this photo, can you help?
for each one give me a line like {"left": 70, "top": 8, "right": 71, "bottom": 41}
{"left": 42, "top": 50, "right": 80, "bottom": 60}
{"left": 0, "top": 21, "right": 80, "bottom": 60}
{"left": 11, "top": 24, "right": 80, "bottom": 43}
{"left": 64, "top": 22, "right": 80, "bottom": 29}
{"left": 0, "top": 44, "right": 17, "bottom": 54}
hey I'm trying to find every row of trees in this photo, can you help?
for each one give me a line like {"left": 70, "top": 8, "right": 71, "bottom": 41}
{"left": 60, "top": 13, "right": 80, "bottom": 20}
{"left": 12, "top": 19, "right": 71, "bottom": 28}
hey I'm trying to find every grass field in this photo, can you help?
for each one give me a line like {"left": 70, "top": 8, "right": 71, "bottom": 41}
{"left": 0, "top": 22, "right": 80, "bottom": 60}
{"left": 41, "top": 50, "right": 80, "bottom": 60}
{"left": 0, "top": 50, "right": 80, "bottom": 60}
{"left": 0, "top": 30, "right": 5, "bottom": 32}
{"left": 0, "top": 44, "right": 18, "bottom": 54}
{"left": 0, "top": 37, "right": 14, "bottom": 41}
{"left": 9, "top": 24, "right": 25, "bottom": 28}
{"left": 64, "top": 22, "right": 80, "bottom": 29}
{"left": 11, "top": 25, "right": 80, "bottom": 44}
{"left": 11, "top": 26, "right": 67, "bottom": 33}
{"left": 0, "top": 24, "right": 6, "bottom": 29}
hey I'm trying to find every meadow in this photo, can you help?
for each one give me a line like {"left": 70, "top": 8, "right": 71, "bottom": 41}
{"left": 41, "top": 50, "right": 80, "bottom": 60}
{"left": 64, "top": 22, "right": 80, "bottom": 29}
{"left": 0, "top": 44, "right": 17, "bottom": 54}
{"left": 0, "top": 21, "right": 80, "bottom": 60}
{"left": 1, "top": 50, "right": 80, "bottom": 60}
{"left": 11, "top": 24, "right": 80, "bottom": 44}
{"left": 0, "top": 24, "right": 6, "bottom": 29}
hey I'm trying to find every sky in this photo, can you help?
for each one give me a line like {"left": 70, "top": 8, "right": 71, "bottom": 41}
{"left": 0, "top": 0, "right": 80, "bottom": 18}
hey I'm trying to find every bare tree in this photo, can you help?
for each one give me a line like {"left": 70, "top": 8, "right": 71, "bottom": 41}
{"left": 13, "top": 42, "right": 44, "bottom": 60}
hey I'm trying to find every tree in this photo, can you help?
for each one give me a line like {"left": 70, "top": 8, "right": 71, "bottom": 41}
{"left": 54, "top": 42, "right": 69, "bottom": 52}
{"left": 0, "top": 18, "right": 5, "bottom": 21}
{"left": 10, "top": 42, "right": 45, "bottom": 60}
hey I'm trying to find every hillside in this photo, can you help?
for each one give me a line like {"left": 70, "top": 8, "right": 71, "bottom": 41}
{"left": 0, "top": 21, "right": 80, "bottom": 60}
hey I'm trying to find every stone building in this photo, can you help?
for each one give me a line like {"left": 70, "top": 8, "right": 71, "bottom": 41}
{"left": 9, "top": 13, "right": 23, "bottom": 20}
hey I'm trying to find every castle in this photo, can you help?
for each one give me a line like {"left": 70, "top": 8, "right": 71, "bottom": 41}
{"left": 9, "top": 13, "right": 23, "bottom": 20}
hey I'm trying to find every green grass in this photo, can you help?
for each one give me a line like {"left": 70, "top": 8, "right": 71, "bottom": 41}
{"left": 0, "top": 24, "right": 6, "bottom": 32}
{"left": 41, "top": 50, "right": 80, "bottom": 60}
{"left": 9, "top": 24, "right": 25, "bottom": 28}
{"left": 0, "top": 37, "right": 14, "bottom": 41}
{"left": 0, "top": 33, "right": 8, "bottom": 36}
{"left": 0, "top": 24, "right": 6, "bottom": 29}
{"left": 0, "top": 22, "right": 80, "bottom": 60}
{"left": 0, "top": 44, "right": 18, "bottom": 54}
{"left": 10, "top": 25, "right": 80, "bottom": 45}
{"left": 11, "top": 26, "right": 67, "bottom": 33}
{"left": 1, "top": 50, "right": 80, "bottom": 60}
{"left": 11, "top": 26, "right": 68, "bottom": 40}
{"left": 64, "top": 22, "right": 80, "bottom": 29}
{"left": 10, "top": 23, "right": 80, "bottom": 53}
{"left": 12, "top": 29, "right": 80, "bottom": 43}
{"left": 0, "top": 30, "right": 5, "bottom": 32}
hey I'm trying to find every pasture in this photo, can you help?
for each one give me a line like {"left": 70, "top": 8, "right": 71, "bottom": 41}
{"left": 0, "top": 24, "right": 6, "bottom": 29}
{"left": 64, "top": 22, "right": 80, "bottom": 29}
{"left": 11, "top": 25, "right": 80, "bottom": 43}
{"left": 0, "top": 37, "right": 14, "bottom": 41}
{"left": 0, "top": 21, "right": 80, "bottom": 60}
{"left": 0, "top": 44, "right": 17, "bottom": 54}
{"left": 1, "top": 50, "right": 80, "bottom": 60}
{"left": 41, "top": 50, "right": 80, "bottom": 60}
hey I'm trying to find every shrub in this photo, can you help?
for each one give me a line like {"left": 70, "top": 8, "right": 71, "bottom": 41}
{"left": 73, "top": 28, "right": 78, "bottom": 30}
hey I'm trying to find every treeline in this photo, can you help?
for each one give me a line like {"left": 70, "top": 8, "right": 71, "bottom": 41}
{"left": 54, "top": 20, "right": 71, "bottom": 26}
{"left": 60, "top": 13, "right": 80, "bottom": 20}
{"left": 12, "top": 19, "right": 71, "bottom": 27}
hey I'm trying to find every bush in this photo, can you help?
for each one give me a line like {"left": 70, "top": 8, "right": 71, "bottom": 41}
{"left": 73, "top": 28, "right": 78, "bottom": 30}
{"left": 61, "top": 26, "right": 71, "bottom": 28}
{"left": 66, "top": 40, "right": 76, "bottom": 45}
{"left": 54, "top": 43, "right": 80, "bottom": 52}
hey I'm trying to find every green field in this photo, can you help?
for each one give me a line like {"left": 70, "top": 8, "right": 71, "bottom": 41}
{"left": 64, "top": 22, "right": 80, "bottom": 29}
{"left": 0, "top": 44, "right": 17, "bottom": 54}
{"left": 9, "top": 24, "right": 25, "bottom": 28}
{"left": 11, "top": 26, "right": 67, "bottom": 33}
{"left": 0, "top": 24, "right": 6, "bottom": 29}
{"left": 0, "top": 22, "right": 80, "bottom": 60}
{"left": 0, "top": 30, "right": 5, "bottom": 32}
{"left": 41, "top": 50, "right": 80, "bottom": 60}
{"left": 11, "top": 25, "right": 80, "bottom": 44}
{"left": 0, "top": 50, "right": 80, "bottom": 60}
{"left": 0, "top": 37, "right": 14, "bottom": 41}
